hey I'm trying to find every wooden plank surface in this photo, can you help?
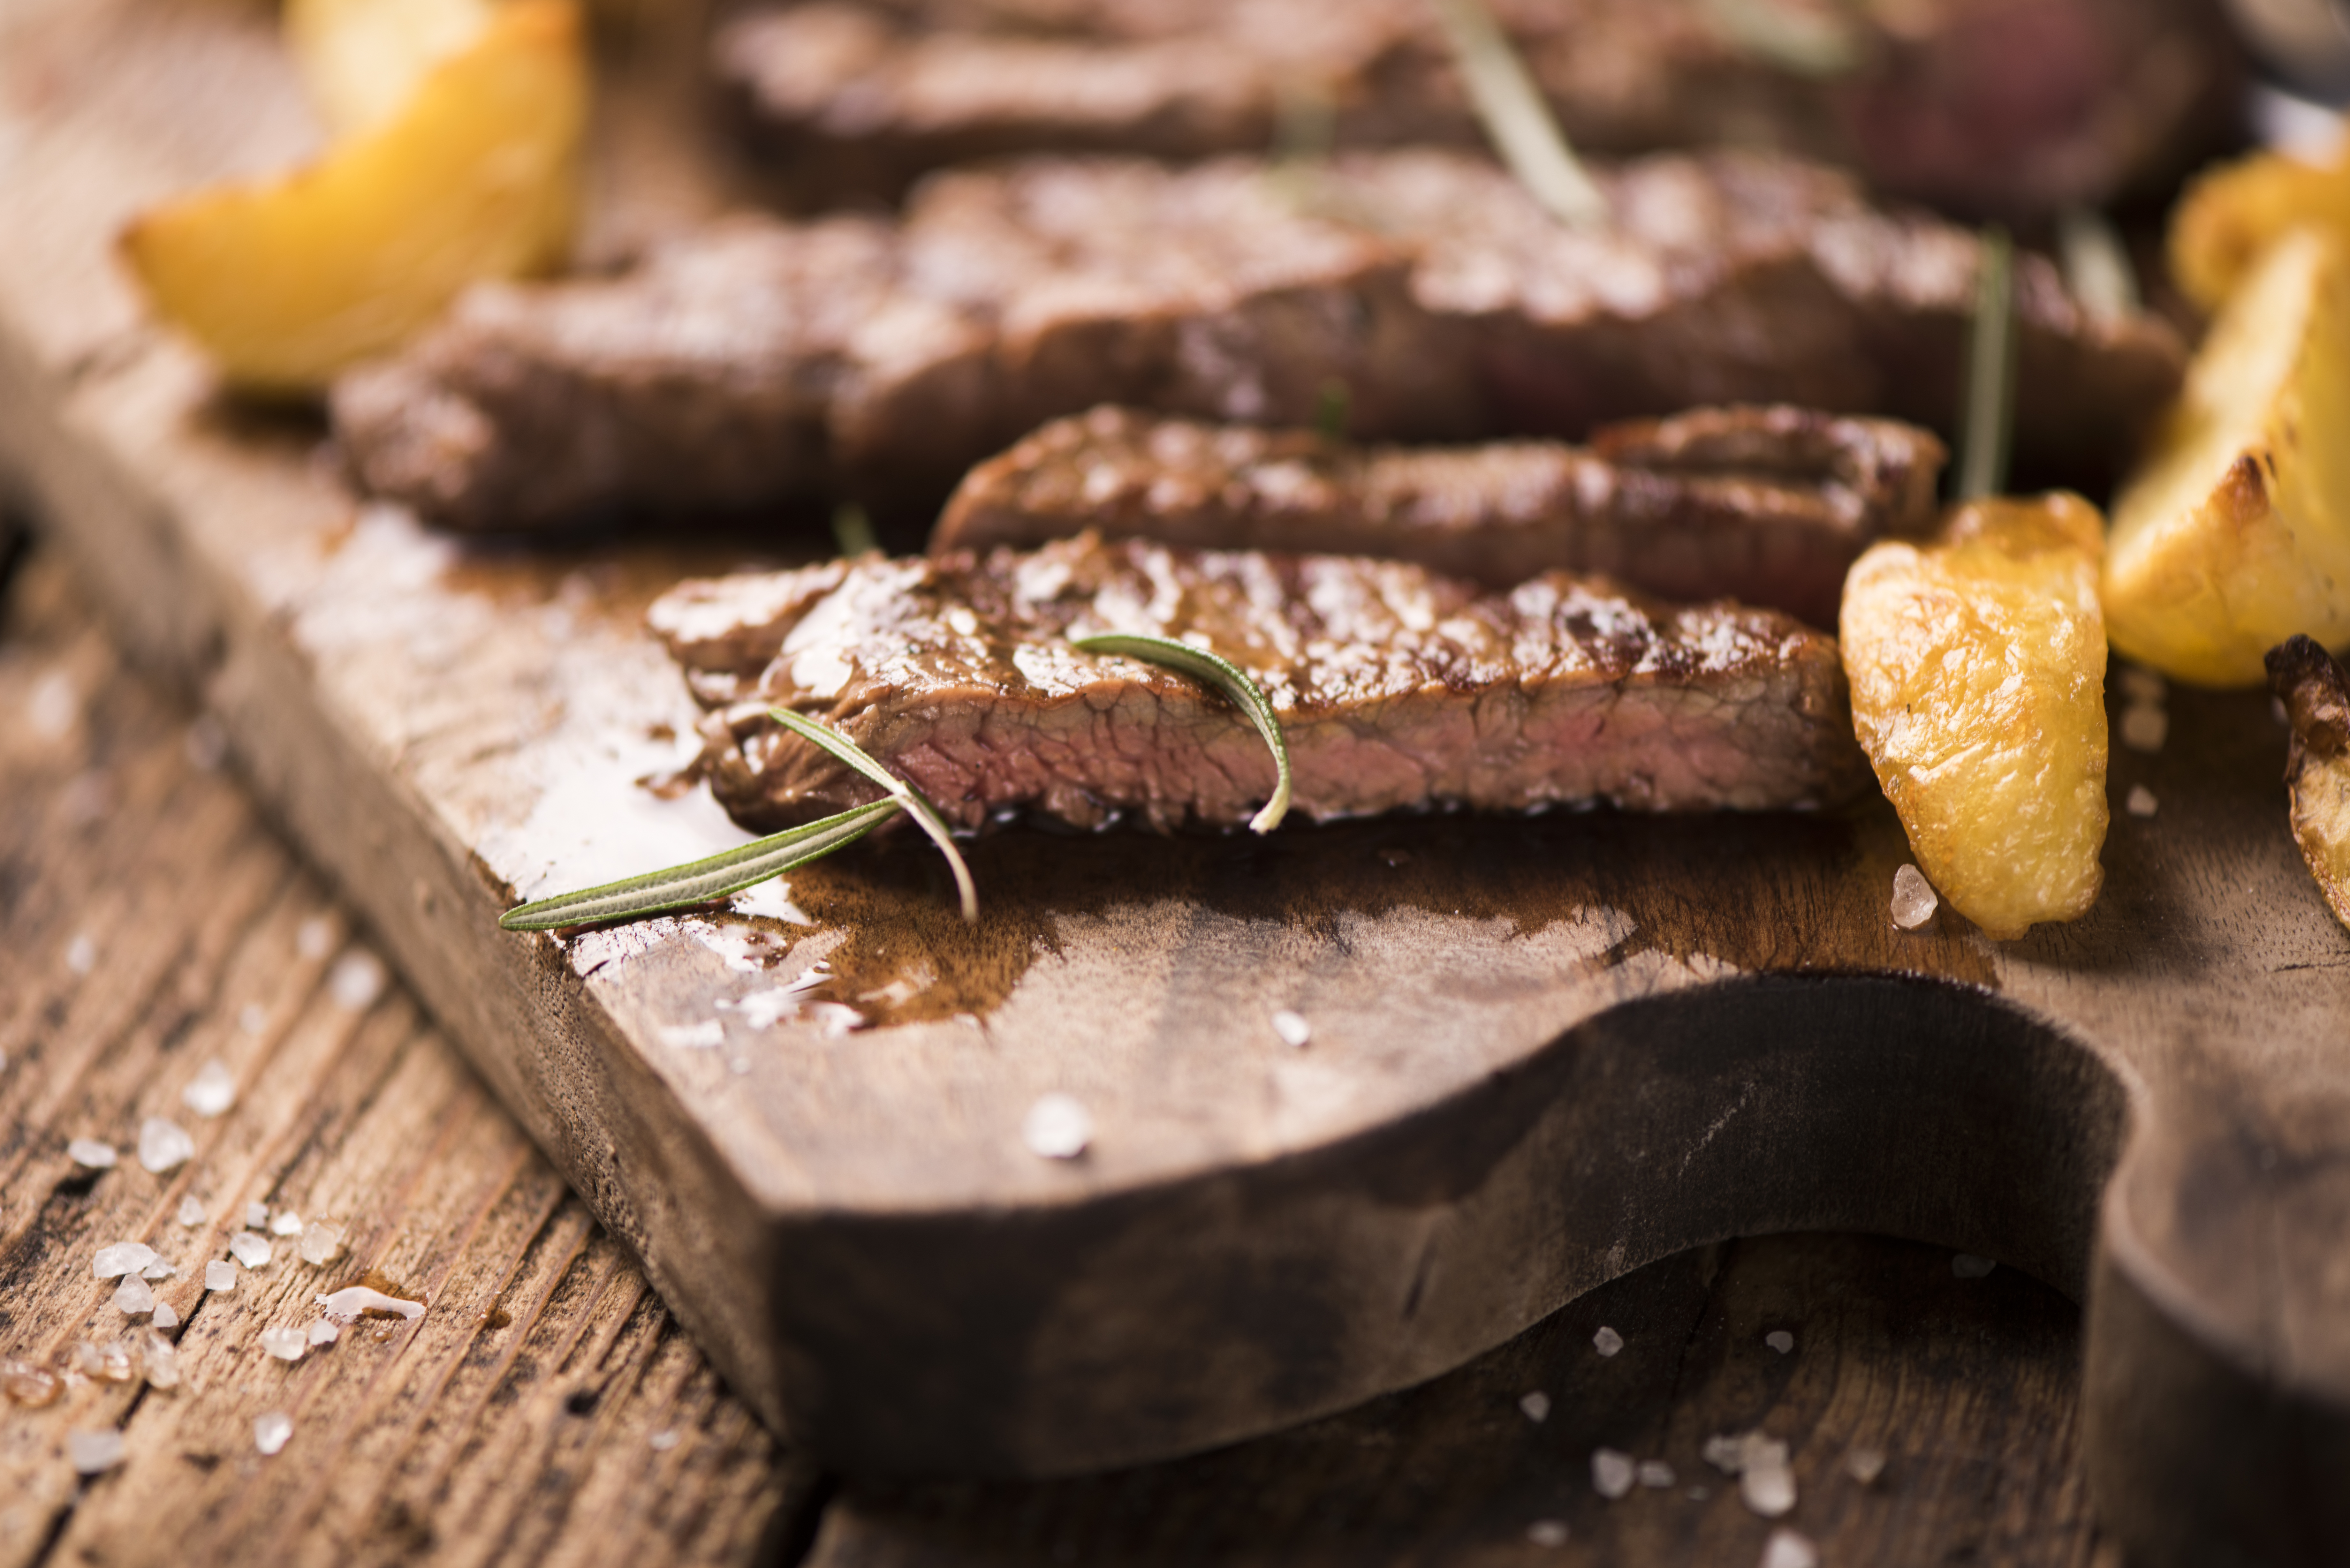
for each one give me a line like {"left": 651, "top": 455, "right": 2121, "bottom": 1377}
{"left": 0, "top": 537, "right": 2110, "bottom": 1564}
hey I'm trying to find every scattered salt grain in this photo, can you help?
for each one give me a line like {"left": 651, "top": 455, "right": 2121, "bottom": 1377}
{"left": 1271, "top": 1009, "right": 1312, "bottom": 1048}
{"left": 1593, "top": 1324, "right": 1624, "bottom": 1357}
{"left": 113, "top": 1276, "right": 154, "bottom": 1316}
{"left": 1890, "top": 864, "right": 1938, "bottom": 930}
{"left": 296, "top": 916, "right": 335, "bottom": 960}
{"left": 65, "top": 934, "right": 98, "bottom": 975}
{"left": 137, "top": 1117, "right": 194, "bottom": 1173}
{"left": 1760, "top": 1527, "right": 1820, "bottom": 1568}
{"left": 299, "top": 1223, "right": 343, "bottom": 1266}
{"left": 246, "top": 1202, "right": 269, "bottom": 1229}
{"left": 1021, "top": 1093, "right": 1093, "bottom": 1160}
{"left": 328, "top": 949, "right": 387, "bottom": 1011}
{"left": 152, "top": 1300, "right": 179, "bottom": 1331}
{"left": 238, "top": 1003, "right": 268, "bottom": 1035}
{"left": 307, "top": 1319, "right": 340, "bottom": 1346}
{"left": 74, "top": 1340, "right": 134, "bottom": 1382}
{"left": 204, "top": 1260, "right": 237, "bottom": 1292}
{"left": 1742, "top": 1455, "right": 1798, "bottom": 1518}
{"left": 2126, "top": 785, "right": 2158, "bottom": 818}
{"left": 657, "top": 1020, "right": 725, "bottom": 1050}
{"left": 270, "top": 1210, "right": 304, "bottom": 1237}
{"left": 649, "top": 1429, "right": 681, "bottom": 1452}
{"left": 1846, "top": 1445, "right": 1888, "bottom": 1485}
{"left": 68, "top": 1138, "right": 117, "bottom": 1170}
{"left": 140, "top": 1330, "right": 179, "bottom": 1389}
{"left": 2119, "top": 703, "right": 2168, "bottom": 753}
{"left": 254, "top": 1412, "right": 293, "bottom": 1456}
{"left": 1764, "top": 1330, "right": 1795, "bottom": 1355}
{"left": 260, "top": 1326, "right": 308, "bottom": 1361}
{"left": 142, "top": 1258, "right": 175, "bottom": 1280}
{"left": 2117, "top": 666, "right": 2166, "bottom": 705}
{"left": 316, "top": 1285, "right": 426, "bottom": 1323}
{"left": 1525, "top": 1520, "right": 1570, "bottom": 1548}
{"left": 1591, "top": 1447, "right": 1636, "bottom": 1500}
{"left": 4, "top": 1358, "right": 62, "bottom": 1407}
{"left": 1952, "top": 1253, "right": 1997, "bottom": 1279}
{"left": 1518, "top": 1391, "right": 1550, "bottom": 1423}
{"left": 229, "top": 1232, "right": 273, "bottom": 1269}
{"left": 176, "top": 1195, "right": 207, "bottom": 1227}
{"left": 184, "top": 714, "right": 228, "bottom": 772}
{"left": 67, "top": 1429, "right": 124, "bottom": 1476}
{"left": 29, "top": 669, "right": 79, "bottom": 739}
{"left": 1638, "top": 1460, "right": 1677, "bottom": 1489}
{"left": 1704, "top": 1430, "right": 1788, "bottom": 1478}
{"left": 93, "top": 1242, "right": 158, "bottom": 1280}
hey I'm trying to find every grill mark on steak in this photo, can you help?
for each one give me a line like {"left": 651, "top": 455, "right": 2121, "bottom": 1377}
{"left": 648, "top": 532, "right": 1870, "bottom": 833}
{"left": 333, "top": 148, "right": 2182, "bottom": 532}
{"left": 711, "top": 0, "right": 2243, "bottom": 220}
{"left": 932, "top": 403, "right": 1944, "bottom": 628}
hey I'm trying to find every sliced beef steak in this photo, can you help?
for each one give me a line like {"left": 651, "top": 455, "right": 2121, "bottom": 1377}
{"left": 712, "top": 0, "right": 2242, "bottom": 219}
{"left": 335, "top": 149, "right": 2181, "bottom": 532}
{"left": 648, "top": 533, "right": 1869, "bottom": 833}
{"left": 933, "top": 404, "right": 1944, "bottom": 627}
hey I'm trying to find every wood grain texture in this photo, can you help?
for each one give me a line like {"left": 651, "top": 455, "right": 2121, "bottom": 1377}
{"left": 0, "top": 552, "right": 807, "bottom": 1567}
{"left": 0, "top": 1, "right": 2345, "bottom": 1562}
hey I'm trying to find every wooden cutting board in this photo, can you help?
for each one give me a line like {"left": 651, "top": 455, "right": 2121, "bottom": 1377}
{"left": 2, "top": 2, "right": 2344, "bottom": 1562}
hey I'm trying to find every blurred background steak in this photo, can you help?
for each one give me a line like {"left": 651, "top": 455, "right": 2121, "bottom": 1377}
{"left": 333, "top": 148, "right": 2180, "bottom": 533}
{"left": 711, "top": 0, "right": 2244, "bottom": 220}
{"left": 648, "top": 532, "right": 1871, "bottom": 832}
{"left": 934, "top": 403, "right": 1945, "bottom": 627}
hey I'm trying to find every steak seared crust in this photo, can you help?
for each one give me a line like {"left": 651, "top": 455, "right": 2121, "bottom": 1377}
{"left": 933, "top": 404, "right": 1945, "bottom": 627}
{"left": 713, "top": 0, "right": 2242, "bottom": 220}
{"left": 334, "top": 149, "right": 2182, "bottom": 532}
{"left": 649, "top": 533, "right": 1870, "bottom": 833}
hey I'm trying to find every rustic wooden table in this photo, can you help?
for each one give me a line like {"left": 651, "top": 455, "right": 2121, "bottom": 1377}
{"left": 0, "top": 527, "right": 2113, "bottom": 1565}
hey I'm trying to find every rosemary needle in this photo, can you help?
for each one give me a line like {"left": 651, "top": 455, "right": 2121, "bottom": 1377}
{"left": 767, "top": 708, "right": 979, "bottom": 923}
{"left": 1071, "top": 632, "right": 1293, "bottom": 833}
{"left": 1430, "top": 0, "right": 1607, "bottom": 230}
{"left": 1956, "top": 226, "right": 2016, "bottom": 501}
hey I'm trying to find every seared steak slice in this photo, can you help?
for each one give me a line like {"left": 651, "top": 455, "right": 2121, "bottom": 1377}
{"left": 712, "top": 0, "right": 2242, "bottom": 219}
{"left": 933, "top": 404, "right": 1944, "bottom": 627}
{"left": 648, "top": 532, "right": 1869, "bottom": 832}
{"left": 335, "top": 149, "right": 2181, "bottom": 532}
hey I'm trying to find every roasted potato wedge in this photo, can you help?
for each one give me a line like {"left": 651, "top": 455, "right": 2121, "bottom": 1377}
{"left": 121, "top": 0, "right": 583, "bottom": 391}
{"left": 2268, "top": 634, "right": 2350, "bottom": 934}
{"left": 2171, "top": 142, "right": 2350, "bottom": 313}
{"left": 2104, "top": 230, "right": 2350, "bottom": 688}
{"left": 1841, "top": 494, "right": 2109, "bottom": 941}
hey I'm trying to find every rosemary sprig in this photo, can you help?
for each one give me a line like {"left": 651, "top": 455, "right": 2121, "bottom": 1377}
{"left": 497, "top": 799, "right": 900, "bottom": 931}
{"left": 1430, "top": 0, "right": 1607, "bottom": 230}
{"left": 2057, "top": 207, "right": 2138, "bottom": 327}
{"left": 1071, "top": 632, "right": 1293, "bottom": 833}
{"left": 768, "top": 708, "right": 978, "bottom": 923}
{"left": 1956, "top": 226, "right": 2016, "bottom": 501}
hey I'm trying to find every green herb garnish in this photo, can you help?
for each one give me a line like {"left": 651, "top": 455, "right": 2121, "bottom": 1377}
{"left": 1956, "top": 225, "right": 2016, "bottom": 501}
{"left": 768, "top": 708, "right": 978, "bottom": 923}
{"left": 1071, "top": 633, "right": 1293, "bottom": 833}
{"left": 1430, "top": 0, "right": 1607, "bottom": 230}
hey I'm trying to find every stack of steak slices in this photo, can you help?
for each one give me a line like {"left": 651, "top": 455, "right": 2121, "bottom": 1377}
{"left": 332, "top": 147, "right": 2183, "bottom": 533}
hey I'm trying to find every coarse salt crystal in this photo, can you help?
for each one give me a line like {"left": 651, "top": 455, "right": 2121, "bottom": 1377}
{"left": 137, "top": 1117, "right": 194, "bottom": 1173}
{"left": 1705, "top": 1430, "right": 1787, "bottom": 1478}
{"left": 329, "top": 949, "right": 387, "bottom": 1011}
{"left": 140, "top": 1330, "right": 178, "bottom": 1389}
{"left": 75, "top": 1340, "right": 134, "bottom": 1382}
{"left": 1593, "top": 1324, "right": 1624, "bottom": 1357}
{"left": 1846, "top": 1445, "right": 1888, "bottom": 1485}
{"left": 67, "top": 1429, "right": 125, "bottom": 1475}
{"left": 1271, "top": 1009, "right": 1312, "bottom": 1048}
{"left": 245, "top": 1202, "right": 268, "bottom": 1229}
{"left": 1525, "top": 1520, "right": 1570, "bottom": 1548}
{"left": 113, "top": 1276, "right": 154, "bottom": 1315}
{"left": 1591, "top": 1448, "right": 1636, "bottom": 1500}
{"left": 1742, "top": 1456, "right": 1797, "bottom": 1518}
{"left": 68, "top": 1138, "right": 117, "bottom": 1170}
{"left": 184, "top": 1061, "right": 236, "bottom": 1117}
{"left": 2117, "top": 666, "right": 2166, "bottom": 705}
{"left": 270, "top": 1210, "right": 304, "bottom": 1237}
{"left": 1638, "top": 1461, "right": 1676, "bottom": 1489}
{"left": 297, "top": 916, "right": 335, "bottom": 959}
{"left": 65, "top": 934, "right": 98, "bottom": 975}
{"left": 141, "top": 1258, "right": 175, "bottom": 1280}
{"left": 260, "top": 1326, "right": 308, "bottom": 1361}
{"left": 1890, "top": 864, "right": 1938, "bottom": 930}
{"left": 1952, "top": 1253, "right": 1997, "bottom": 1279}
{"left": 1760, "top": 1527, "right": 1820, "bottom": 1568}
{"left": 1518, "top": 1391, "right": 1550, "bottom": 1423}
{"left": 649, "top": 1429, "right": 681, "bottom": 1451}
{"left": 1021, "top": 1093, "right": 1092, "bottom": 1160}
{"left": 152, "top": 1300, "right": 179, "bottom": 1331}
{"left": 307, "top": 1319, "right": 340, "bottom": 1346}
{"left": 29, "top": 669, "right": 78, "bottom": 739}
{"left": 204, "top": 1260, "right": 237, "bottom": 1292}
{"left": 657, "top": 1020, "right": 725, "bottom": 1050}
{"left": 316, "top": 1285, "right": 425, "bottom": 1323}
{"left": 299, "top": 1224, "right": 343, "bottom": 1266}
{"left": 254, "top": 1412, "right": 293, "bottom": 1456}
{"left": 229, "top": 1232, "right": 273, "bottom": 1269}
{"left": 2119, "top": 703, "right": 2168, "bottom": 753}
{"left": 3, "top": 1359, "right": 61, "bottom": 1407}
{"left": 2126, "top": 785, "right": 2158, "bottom": 818}
{"left": 176, "top": 1195, "right": 207, "bottom": 1227}
{"left": 238, "top": 1003, "right": 268, "bottom": 1035}
{"left": 1764, "top": 1330, "right": 1794, "bottom": 1354}
{"left": 93, "top": 1242, "right": 158, "bottom": 1280}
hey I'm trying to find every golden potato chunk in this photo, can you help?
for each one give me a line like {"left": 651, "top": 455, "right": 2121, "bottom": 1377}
{"left": 2268, "top": 634, "right": 2350, "bottom": 934}
{"left": 120, "top": 0, "right": 584, "bottom": 392}
{"left": 2171, "top": 143, "right": 2350, "bottom": 314}
{"left": 287, "top": 0, "right": 496, "bottom": 139}
{"left": 1841, "top": 494, "right": 2109, "bottom": 941}
{"left": 2104, "top": 230, "right": 2350, "bottom": 688}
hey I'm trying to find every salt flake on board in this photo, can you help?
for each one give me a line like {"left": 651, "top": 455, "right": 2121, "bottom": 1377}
{"left": 1022, "top": 1094, "right": 1093, "bottom": 1160}
{"left": 68, "top": 1138, "right": 117, "bottom": 1170}
{"left": 138, "top": 1118, "right": 194, "bottom": 1173}
{"left": 1593, "top": 1325, "right": 1624, "bottom": 1357}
